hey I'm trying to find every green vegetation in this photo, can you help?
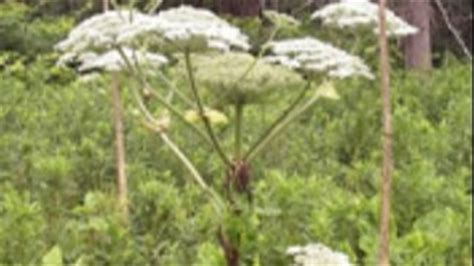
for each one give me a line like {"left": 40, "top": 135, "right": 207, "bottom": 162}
{"left": 0, "top": 1, "right": 472, "bottom": 265}
{"left": 1, "top": 52, "right": 471, "bottom": 265}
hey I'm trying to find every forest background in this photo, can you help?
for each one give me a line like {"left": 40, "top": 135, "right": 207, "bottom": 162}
{"left": 0, "top": 0, "right": 472, "bottom": 265}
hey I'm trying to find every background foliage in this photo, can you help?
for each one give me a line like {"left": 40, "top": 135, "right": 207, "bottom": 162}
{"left": 0, "top": 1, "right": 472, "bottom": 265}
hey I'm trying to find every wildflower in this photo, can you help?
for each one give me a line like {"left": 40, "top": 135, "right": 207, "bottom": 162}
{"left": 185, "top": 108, "right": 229, "bottom": 126}
{"left": 265, "top": 37, "right": 374, "bottom": 80}
{"left": 117, "top": 5, "right": 250, "bottom": 52}
{"left": 77, "top": 48, "right": 168, "bottom": 73}
{"left": 57, "top": 52, "right": 98, "bottom": 68}
{"left": 286, "top": 243, "right": 351, "bottom": 266}
{"left": 57, "top": 6, "right": 249, "bottom": 55}
{"left": 311, "top": 0, "right": 418, "bottom": 37}
{"left": 176, "top": 52, "right": 304, "bottom": 105}
{"left": 55, "top": 10, "right": 151, "bottom": 53}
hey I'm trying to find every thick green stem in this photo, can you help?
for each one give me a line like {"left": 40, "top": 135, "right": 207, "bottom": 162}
{"left": 184, "top": 49, "right": 232, "bottom": 167}
{"left": 113, "top": 48, "right": 226, "bottom": 215}
{"left": 234, "top": 104, "right": 244, "bottom": 160}
{"left": 157, "top": 132, "right": 225, "bottom": 213}
{"left": 244, "top": 82, "right": 311, "bottom": 161}
{"left": 126, "top": 75, "right": 225, "bottom": 210}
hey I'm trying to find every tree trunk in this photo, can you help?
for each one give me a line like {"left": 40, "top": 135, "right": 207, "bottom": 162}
{"left": 103, "top": 0, "right": 109, "bottom": 12}
{"left": 192, "top": 0, "right": 205, "bottom": 7}
{"left": 403, "top": 0, "right": 432, "bottom": 70}
{"left": 264, "top": 0, "right": 279, "bottom": 10}
{"left": 217, "top": 0, "right": 262, "bottom": 17}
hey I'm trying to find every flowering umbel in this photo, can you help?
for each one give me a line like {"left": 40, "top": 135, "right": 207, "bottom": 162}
{"left": 55, "top": 10, "right": 151, "bottom": 53}
{"left": 79, "top": 48, "right": 168, "bottom": 73}
{"left": 176, "top": 52, "right": 304, "bottom": 105}
{"left": 117, "top": 5, "right": 250, "bottom": 52}
{"left": 56, "top": 6, "right": 250, "bottom": 55}
{"left": 265, "top": 37, "right": 374, "bottom": 80}
{"left": 311, "top": 0, "right": 418, "bottom": 37}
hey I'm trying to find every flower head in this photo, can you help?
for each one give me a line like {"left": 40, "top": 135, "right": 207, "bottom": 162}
{"left": 117, "top": 5, "right": 250, "bottom": 52}
{"left": 176, "top": 52, "right": 304, "bottom": 105}
{"left": 77, "top": 48, "right": 168, "bottom": 72}
{"left": 185, "top": 108, "right": 229, "bottom": 126}
{"left": 311, "top": 0, "right": 418, "bottom": 37}
{"left": 55, "top": 10, "right": 151, "bottom": 53}
{"left": 287, "top": 243, "right": 351, "bottom": 266}
{"left": 56, "top": 6, "right": 250, "bottom": 55}
{"left": 265, "top": 37, "right": 374, "bottom": 80}
{"left": 57, "top": 47, "right": 167, "bottom": 73}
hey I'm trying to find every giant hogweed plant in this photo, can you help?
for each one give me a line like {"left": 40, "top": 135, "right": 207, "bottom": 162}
{"left": 55, "top": 3, "right": 414, "bottom": 264}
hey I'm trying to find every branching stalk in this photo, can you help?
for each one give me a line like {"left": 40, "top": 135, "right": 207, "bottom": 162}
{"left": 115, "top": 46, "right": 212, "bottom": 146}
{"left": 155, "top": 70, "right": 195, "bottom": 107}
{"left": 129, "top": 50, "right": 194, "bottom": 107}
{"left": 184, "top": 49, "right": 232, "bottom": 167}
{"left": 128, "top": 76, "right": 225, "bottom": 214}
{"left": 245, "top": 89, "right": 320, "bottom": 162}
{"left": 434, "top": 0, "right": 472, "bottom": 60}
{"left": 244, "top": 82, "right": 311, "bottom": 161}
{"left": 231, "top": 27, "right": 279, "bottom": 88}
{"left": 235, "top": 104, "right": 244, "bottom": 160}
{"left": 144, "top": 122, "right": 225, "bottom": 213}
{"left": 115, "top": 46, "right": 226, "bottom": 213}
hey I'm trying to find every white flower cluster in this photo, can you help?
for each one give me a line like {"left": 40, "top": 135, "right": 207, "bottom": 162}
{"left": 176, "top": 52, "right": 304, "bottom": 105}
{"left": 56, "top": 6, "right": 249, "bottom": 54}
{"left": 79, "top": 48, "right": 168, "bottom": 72}
{"left": 286, "top": 243, "right": 352, "bottom": 266}
{"left": 57, "top": 48, "right": 167, "bottom": 73}
{"left": 56, "top": 10, "right": 150, "bottom": 53}
{"left": 311, "top": 0, "right": 418, "bottom": 37}
{"left": 152, "top": 5, "right": 250, "bottom": 51}
{"left": 265, "top": 37, "right": 374, "bottom": 79}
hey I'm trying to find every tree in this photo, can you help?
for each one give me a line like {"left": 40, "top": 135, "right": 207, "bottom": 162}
{"left": 265, "top": 0, "right": 279, "bottom": 10}
{"left": 103, "top": 0, "right": 109, "bottom": 11}
{"left": 403, "top": 0, "right": 432, "bottom": 70}
{"left": 216, "top": 0, "right": 262, "bottom": 17}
